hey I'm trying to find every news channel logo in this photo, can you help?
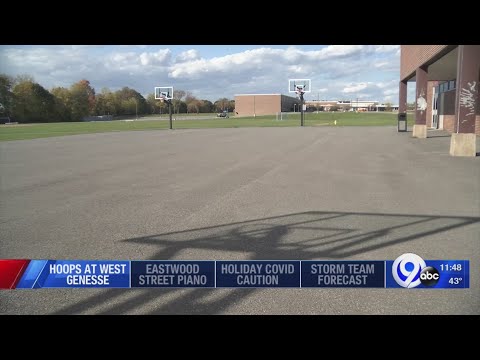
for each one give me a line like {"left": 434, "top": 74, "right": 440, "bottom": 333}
{"left": 392, "top": 253, "right": 440, "bottom": 288}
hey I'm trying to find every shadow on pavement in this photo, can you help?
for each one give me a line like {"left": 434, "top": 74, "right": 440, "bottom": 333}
{"left": 53, "top": 210, "right": 479, "bottom": 315}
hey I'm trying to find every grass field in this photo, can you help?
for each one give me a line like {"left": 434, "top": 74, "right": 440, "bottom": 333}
{"left": 0, "top": 112, "right": 411, "bottom": 141}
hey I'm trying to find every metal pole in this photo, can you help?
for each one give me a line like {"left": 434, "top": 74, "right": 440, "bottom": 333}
{"left": 300, "top": 93, "right": 304, "bottom": 127}
{"left": 168, "top": 100, "right": 173, "bottom": 130}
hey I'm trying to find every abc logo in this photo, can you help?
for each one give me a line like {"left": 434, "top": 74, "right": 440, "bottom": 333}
{"left": 420, "top": 266, "right": 440, "bottom": 287}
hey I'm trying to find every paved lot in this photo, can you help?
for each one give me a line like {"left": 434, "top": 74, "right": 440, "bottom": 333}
{"left": 1, "top": 127, "right": 479, "bottom": 314}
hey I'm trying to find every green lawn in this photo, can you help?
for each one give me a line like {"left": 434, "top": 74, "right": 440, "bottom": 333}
{"left": 0, "top": 112, "right": 411, "bottom": 141}
{"left": 142, "top": 112, "right": 221, "bottom": 118}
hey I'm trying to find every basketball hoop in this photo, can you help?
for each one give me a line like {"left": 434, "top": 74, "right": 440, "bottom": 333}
{"left": 154, "top": 86, "right": 173, "bottom": 102}
{"left": 288, "top": 79, "right": 311, "bottom": 128}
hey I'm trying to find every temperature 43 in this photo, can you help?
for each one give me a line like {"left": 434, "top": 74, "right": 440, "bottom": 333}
{"left": 448, "top": 277, "right": 463, "bottom": 285}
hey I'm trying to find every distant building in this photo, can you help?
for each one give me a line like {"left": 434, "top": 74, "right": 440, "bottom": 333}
{"left": 376, "top": 104, "right": 400, "bottom": 111}
{"left": 235, "top": 94, "right": 300, "bottom": 117}
{"left": 305, "top": 100, "right": 399, "bottom": 112}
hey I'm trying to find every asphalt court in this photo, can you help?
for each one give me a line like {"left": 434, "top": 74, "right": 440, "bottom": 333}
{"left": 1, "top": 127, "right": 479, "bottom": 314}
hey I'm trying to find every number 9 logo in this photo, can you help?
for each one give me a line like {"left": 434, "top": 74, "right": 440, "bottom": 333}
{"left": 392, "top": 253, "right": 426, "bottom": 288}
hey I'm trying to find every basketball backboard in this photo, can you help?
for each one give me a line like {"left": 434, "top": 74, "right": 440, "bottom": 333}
{"left": 155, "top": 86, "right": 173, "bottom": 100}
{"left": 288, "top": 79, "right": 311, "bottom": 93}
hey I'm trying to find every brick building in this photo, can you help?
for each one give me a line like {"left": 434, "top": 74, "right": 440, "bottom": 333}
{"left": 399, "top": 45, "right": 479, "bottom": 156}
{"left": 235, "top": 94, "right": 300, "bottom": 117}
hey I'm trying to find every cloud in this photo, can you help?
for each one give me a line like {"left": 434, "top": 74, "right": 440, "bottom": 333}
{"left": 138, "top": 49, "right": 171, "bottom": 66}
{"left": 120, "top": 45, "right": 148, "bottom": 49}
{"left": 374, "top": 45, "right": 400, "bottom": 53}
{"left": 383, "top": 88, "right": 398, "bottom": 96}
{"left": 0, "top": 45, "right": 401, "bottom": 102}
{"left": 342, "top": 83, "right": 370, "bottom": 93}
{"left": 175, "top": 49, "right": 200, "bottom": 63}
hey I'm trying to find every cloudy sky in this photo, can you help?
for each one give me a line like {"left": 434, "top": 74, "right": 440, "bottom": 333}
{"left": 0, "top": 45, "right": 414, "bottom": 103}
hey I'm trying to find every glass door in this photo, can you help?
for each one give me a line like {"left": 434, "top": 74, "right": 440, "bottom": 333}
{"left": 432, "top": 85, "right": 439, "bottom": 129}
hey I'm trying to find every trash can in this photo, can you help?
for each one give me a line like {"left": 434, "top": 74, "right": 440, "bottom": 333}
{"left": 397, "top": 113, "right": 407, "bottom": 132}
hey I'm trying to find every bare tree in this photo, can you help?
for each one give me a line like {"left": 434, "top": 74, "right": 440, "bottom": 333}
{"left": 173, "top": 90, "right": 186, "bottom": 114}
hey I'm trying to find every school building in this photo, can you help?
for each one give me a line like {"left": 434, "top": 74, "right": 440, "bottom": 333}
{"left": 234, "top": 94, "right": 300, "bottom": 117}
{"left": 399, "top": 45, "right": 479, "bottom": 156}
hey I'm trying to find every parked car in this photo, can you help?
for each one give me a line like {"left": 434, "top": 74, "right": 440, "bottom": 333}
{"left": 217, "top": 110, "right": 229, "bottom": 118}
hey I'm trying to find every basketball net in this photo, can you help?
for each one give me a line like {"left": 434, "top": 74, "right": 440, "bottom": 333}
{"left": 295, "top": 86, "right": 305, "bottom": 99}
{"left": 296, "top": 91, "right": 305, "bottom": 101}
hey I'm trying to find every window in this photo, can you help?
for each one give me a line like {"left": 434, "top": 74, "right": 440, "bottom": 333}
{"left": 438, "top": 80, "right": 456, "bottom": 94}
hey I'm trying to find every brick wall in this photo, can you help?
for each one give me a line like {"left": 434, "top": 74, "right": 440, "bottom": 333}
{"left": 235, "top": 95, "right": 281, "bottom": 117}
{"left": 401, "top": 45, "right": 450, "bottom": 81}
{"left": 477, "top": 94, "right": 480, "bottom": 136}
{"left": 253, "top": 95, "right": 281, "bottom": 116}
{"left": 443, "top": 115, "right": 456, "bottom": 133}
{"left": 443, "top": 115, "right": 480, "bottom": 135}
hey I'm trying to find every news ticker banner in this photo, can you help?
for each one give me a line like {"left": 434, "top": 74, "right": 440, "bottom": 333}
{"left": 0, "top": 254, "right": 469, "bottom": 290}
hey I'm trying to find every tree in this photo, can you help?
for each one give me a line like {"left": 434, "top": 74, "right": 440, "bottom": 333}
{"left": 12, "top": 79, "right": 55, "bottom": 122}
{"left": 385, "top": 102, "right": 392, "bottom": 112}
{"left": 93, "top": 89, "right": 107, "bottom": 116}
{"left": 114, "top": 87, "right": 148, "bottom": 116}
{"left": 200, "top": 99, "right": 214, "bottom": 113}
{"left": 187, "top": 99, "right": 204, "bottom": 114}
{"left": 184, "top": 93, "right": 205, "bottom": 114}
{"left": 329, "top": 105, "right": 339, "bottom": 112}
{"left": 69, "top": 80, "right": 93, "bottom": 121}
{"left": 146, "top": 93, "right": 168, "bottom": 114}
{"left": 13, "top": 74, "right": 35, "bottom": 84}
{"left": 79, "top": 80, "right": 96, "bottom": 115}
{"left": 102, "top": 88, "right": 120, "bottom": 115}
{"left": 214, "top": 98, "right": 233, "bottom": 112}
{"left": 187, "top": 102, "right": 196, "bottom": 114}
{"left": 184, "top": 92, "right": 195, "bottom": 105}
{"left": 65, "top": 80, "right": 97, "bottom": 120}
{"left": 173, "top": 90, "right": 186, "bottom": 114}
{"left": 0, "top": 74, "right": 14, "bottom": 117}
{"left": 50, "top": 87, "right": 72, "bottom": 121}
{"left": 184, "top": 92, "right": 199, "bottom": 114}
